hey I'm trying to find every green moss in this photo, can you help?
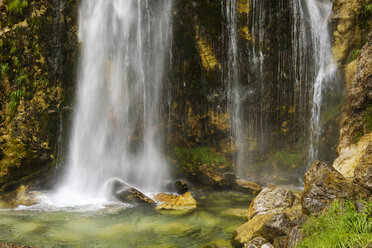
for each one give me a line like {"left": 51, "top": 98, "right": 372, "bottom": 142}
{"left": 267, "top": 151, "right": 302, "bottom": 170}
{"left": 350, "top": 49, "right": 361, "bottom": 61}
{"left": 174, "top": 147, "right": 231, "bottom": 172}
{"left": 298, "top": 200, "right": 372, "bottom": 248}
{"left": 7, "top": 0, "right": 28, "bottom": 16}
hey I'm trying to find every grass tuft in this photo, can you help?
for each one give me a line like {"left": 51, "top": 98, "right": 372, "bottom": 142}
{"left": 298, "top": 200, "right": 372, "bottom": 248}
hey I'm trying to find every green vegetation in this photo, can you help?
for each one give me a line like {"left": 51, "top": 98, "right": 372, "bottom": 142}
{"left": 362, "top": 3, "right": 372, "bottom": 18}
{"left": 174, "top": 147, "right": 231, "bottom": 172}
{"left": 267, "top": 151, "right": 302, "bottom": 170}
{"left": 8, "top": 89, "right": 23, "bottom": 111}
{"left": 351, "top": 49, "right": 361, "bottom": 61}
{"left": 1, "top": 63, "right": 9, "bottom": 75}
{"left": 7, "top": 0, "right": 28, "bottom": 15}
{"left": 298, "top": 201, "right": 372, "bottom": 248}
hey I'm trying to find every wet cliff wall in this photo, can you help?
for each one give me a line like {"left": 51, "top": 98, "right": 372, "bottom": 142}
{"left": 0, "top": 0, "right": 79, "bottom": 191}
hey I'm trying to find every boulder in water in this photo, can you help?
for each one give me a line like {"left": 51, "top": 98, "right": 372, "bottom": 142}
{"left": 154, "top": 192, "right": 196, "bottom": 211}
{"left": 105, "top": 178, "right": 155, "bottom": 205}
{"left": 116, "top": 187, "right": 155, "bottom": 205}
{"left": 234, "top": 179, "right": 262, "bottom": 195}
{"left": 174, "top": 180, "right": 189, "bottom": 194}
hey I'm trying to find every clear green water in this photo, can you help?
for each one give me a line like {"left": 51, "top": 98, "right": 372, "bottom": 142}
{"left": 0, "top": 191, "right": 252, "bottom": 248}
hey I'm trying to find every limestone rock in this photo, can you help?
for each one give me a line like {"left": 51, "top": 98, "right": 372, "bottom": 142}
{"left": 333, "top": 32, "right": 372, "bottom": 178}
{"left": 246, "top": 186, "right": 301, "bottom": 221}
{"left": 233, "top": 213, "right": 293, "bottom": 247}
{"left": 155, "top": 192, "right": 197, "bottom": 211}
{"left": 331, "top": 0, "right": 367, "bottom": 64}
{"left": 234, "top": 179, "right": 262, "bottom": 195}
{"left": 302, "top": 161, "right": 369, "bottom": 215}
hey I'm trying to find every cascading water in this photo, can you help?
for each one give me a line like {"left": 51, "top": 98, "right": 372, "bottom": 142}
{"left": 305, "top": 0, "right": 337, "bottom": 166}
{"left": 53, "top": 0, "right": 173, "bottom": 205}
{"left": 227, "top": 0, "right": 341, "bottom": 184}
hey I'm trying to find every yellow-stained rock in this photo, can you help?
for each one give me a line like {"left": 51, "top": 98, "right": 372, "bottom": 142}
{"left": 333, "top": 132, "right": 372, "bottom": 178}
{"left": 155, "top": 192, "right": 197, "bottom": 211}
{"left": 194, "top": 25, "right": 221, "bottom": 72}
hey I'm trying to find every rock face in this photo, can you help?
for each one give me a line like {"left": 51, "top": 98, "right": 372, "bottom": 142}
{"left": 332, "top": 30, "right": 372, "bottom": 178}
{"left": 354, "top": 143, "right": 372, "bottom": 191}
{"left": 331, "top": 0, "right": 370, "bottom": 65}
{"left": 0, "top": 0, "right": 79, "bottom": 192}
{"left": 233, "top": 186, "right": 302, "bottom": 247}
{"left": 302, "top": 161, "right": 369, "bottom": 215}
{"left": 154, "top": 192, "right": 197, "bottom": 211}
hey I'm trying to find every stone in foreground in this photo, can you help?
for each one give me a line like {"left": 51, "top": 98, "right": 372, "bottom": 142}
{"left": 233, "top": 213, "right": 293, "bottom": 247}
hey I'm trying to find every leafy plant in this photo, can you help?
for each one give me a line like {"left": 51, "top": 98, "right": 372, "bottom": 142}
{"left": 298, "top": 200, "right": 372, "bottom": 248}
{"left": 1, "top": 63, "right": 9, "bottom": 74}
{"left": 7, "top": 0, "right": 28, "bottom": 15}
{"left": 8, "top": 89, "right": 24, "bottom": 112}
{"left": 363, "top": 3, "right": 372, "bottom": 18}
{"left": 15, "top": 72, "right": 27, "bottom": 86}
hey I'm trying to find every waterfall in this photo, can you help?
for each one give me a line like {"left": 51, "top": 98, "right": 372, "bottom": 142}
{"left": 305, "top": 0, "right": 337, "bottom": 166}
{"left": 227, "top": 0, "right": 340, "bottom": 184}
{"left": 55, "top": 0, "right": 173, "bottom": 203}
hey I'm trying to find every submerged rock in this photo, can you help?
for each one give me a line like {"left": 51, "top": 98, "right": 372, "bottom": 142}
{"left": 234, "top": 179, "right": 262, "bottom": 195}
{"left": 106, "top": 178, "right": 154, "bottom": 205}
{"left": 302, "top": 161, "right": 369, "bottom": 215}
{"left": 154, "top": 192, "right": 196, "bottom": 211}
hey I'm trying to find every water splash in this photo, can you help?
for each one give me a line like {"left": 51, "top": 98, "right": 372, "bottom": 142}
{"left": 54, "top": 0, "right": 173, "bottom": 205}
